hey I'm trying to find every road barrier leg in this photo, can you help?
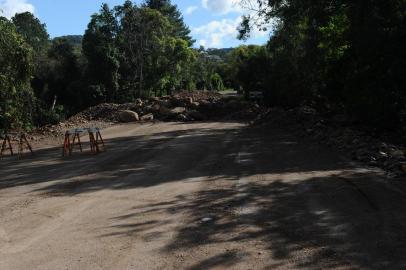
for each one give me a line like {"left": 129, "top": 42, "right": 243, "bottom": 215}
{"left": 1, "top": 135, "right": 14, "bottom": 158}
{"left": 96, "top": 131, "right": 105, "bottom": 150}
{"left": 62, "top": 132, "right": 70, "bottom": 157}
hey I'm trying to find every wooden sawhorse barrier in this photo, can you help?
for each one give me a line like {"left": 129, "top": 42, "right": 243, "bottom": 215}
{"left": 0, "top": 133, "right": 13, "bottom": 158}
{"left": 88, "top": 128, "right": 105, "bottom": 154}
{"left": 62, "top": 129, "right": 84, "bottom": 157}
{"left": 1, "top": 132, "right": 33, "bottom": 159}
{"left": 62, "top": 128, "right": 105, "bottom": 156}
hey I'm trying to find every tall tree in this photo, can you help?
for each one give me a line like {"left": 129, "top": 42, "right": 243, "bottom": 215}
{"left": 47, "top": 38, "right": 82, "bottom": 113}
{"left": 12, "top": 12, "right": 49, "bottom": 54}
{"left": 83, "top": 3, "right": 120, "bottom": 102}
{"left": 144, "top": 0, "right": 194, "bottom": 45}
{"left": 118, "top": 6, "right": 173, "bottom": 97}
{"left": 12, "top": 12, "right": 51, "bottom": 101}
{"left": 0, "top": 17, "right": 34, "bottom": 130}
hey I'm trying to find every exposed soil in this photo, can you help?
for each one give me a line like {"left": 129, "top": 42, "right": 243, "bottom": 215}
{"left": 1, "top": 120, "right": 406, "bottom": 269}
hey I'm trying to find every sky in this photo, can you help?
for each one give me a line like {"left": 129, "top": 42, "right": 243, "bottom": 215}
{"left": 0, "top": 0, "right": 271, "bottom": 48}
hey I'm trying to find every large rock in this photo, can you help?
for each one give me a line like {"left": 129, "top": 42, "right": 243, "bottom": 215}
{"left": 140, "top": 113, "right": 154, "bottom": 121}
{"left": 170, "top": 107, "right": 186, "bottom": 115}
{"left": 119, "top": 110, "right": 139, "bottom": 122}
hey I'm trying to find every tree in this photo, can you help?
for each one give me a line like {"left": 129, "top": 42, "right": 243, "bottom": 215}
{"left": 158, "top": 37, "right": 196, "bottom": 95}
{"left": 12, "top": 12, "right": 51, "bottom": 103}
{"left": 222, "top": 45, "right": 269, "bottom": 97}
{"left": 0, "top": 17, "right": 34, "bottom": 130}
{"left": 47, "top": 38, "right": 82, "bottom": 114}
{"left": 83, "top": 3, "right": 120, "bottom": 102}
{"left": 12, "top": 12, "right": 49, "bottom": 54}
{"left": 144, "top": 0, "right": 194, "bottom": 45}
{"left": 209, "top": 73, "right": 224, "bottom": 91}
{"left": 118, "top": 6, "right": 173, "bottom": 98}
{"left": 81, "top": 1, "right": 199, "bottom": 101}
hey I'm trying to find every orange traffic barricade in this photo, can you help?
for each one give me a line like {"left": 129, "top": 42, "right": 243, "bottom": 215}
{"left": 88, "top": 128, "right": 105, "bottom": 154}
{"left": 62, "top": 128, "right": 105, "bottom": 156}
{"left": 62, "top": 128, "right": 85, "bottom": 156}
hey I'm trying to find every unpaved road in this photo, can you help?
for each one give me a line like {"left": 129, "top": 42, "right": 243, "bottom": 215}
{"left": 1, "top": 121, "right": 406, "bottom": 270}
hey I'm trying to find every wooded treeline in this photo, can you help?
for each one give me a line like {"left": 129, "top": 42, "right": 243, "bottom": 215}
{"left": 238, "top": 0, "right": 406, "bottom": 130}
{"left": 0, "top": 0, "right": 230, "bottom": 131}
{"left": 1, "top": 0, "right": 406, "bottom": 132}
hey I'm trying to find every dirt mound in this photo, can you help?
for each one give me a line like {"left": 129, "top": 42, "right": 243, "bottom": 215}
{"left": 30, "top": 91, "right": 265, "bottom": 143}
{"left": 66, "top": 91, "right": 263, "bottom": 124}
{"left": 68, "top": 103, "right": 136, "bottom": 123}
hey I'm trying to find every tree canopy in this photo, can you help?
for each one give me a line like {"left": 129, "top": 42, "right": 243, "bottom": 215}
{"left": 144, "top": 0, "right": 194, "bottom": 45}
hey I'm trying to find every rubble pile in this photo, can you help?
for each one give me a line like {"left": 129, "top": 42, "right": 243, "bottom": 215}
{"left": 31, "top": 91, "right": 264, "bottom": 139}
{"left": 66, "top": 91, "right": 264, "bottom": 124}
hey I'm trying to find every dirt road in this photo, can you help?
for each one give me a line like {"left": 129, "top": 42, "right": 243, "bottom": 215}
{"left": 1, "top": 121, "right": 406, "bottom": 269}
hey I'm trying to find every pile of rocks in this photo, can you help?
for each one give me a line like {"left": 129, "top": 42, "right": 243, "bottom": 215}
{"left": 260, "top": 106, "right": 406, "bottom": 177}
{"left": 30, "top": 91, "right": 264, "bottom": 140}
{"left": 66, "top": 92, "right": 263, "bottom": 124}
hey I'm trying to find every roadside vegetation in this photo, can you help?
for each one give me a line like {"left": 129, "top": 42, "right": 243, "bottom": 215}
{"left": 238, "top": 0, "right": 406, "bottom": 132}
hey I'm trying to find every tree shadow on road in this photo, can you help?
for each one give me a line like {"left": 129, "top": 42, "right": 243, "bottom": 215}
{"left": 99, "top": 124, "right": 406, "bottom": 269}
{"left": 114, "top": 170, "right": 406, "bottom": 269}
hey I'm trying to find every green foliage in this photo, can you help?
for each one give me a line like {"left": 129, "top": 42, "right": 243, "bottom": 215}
{"left": 12, "top": 12, "right": 49, "bottom": 54}
{"left": 222, "top": 45, "right": 270, "bottom": 96}
{"left": 0, "top": 17, "right": 34, "bottom": 130}
{"left": 12, "top": 12, "right": 51, "bottom": 106}
{"left": 119, "top": 6, "right": 173, "bottom": 98}
{"left": 83, "top": 3, "right": 120, "bottom": 102}
{"left": 83, "top": 2, "right": 198, "bottom": 101}
{"left": 144, "top": 0, "right": 194, "bottom": 45}
{"left": 238, "top": 0, "right": 406, "bottom": 129}
{"left": 54, "top": 35, "right": 83, "bottom": 48}
{"left": 35, "top": 103, "right": 65, "bottom": 126}
{"left": 209, "top": 73, "right": 224, "bottom": 91}
{"left": 47, "top": 38, "right": 84, "bottom": 114}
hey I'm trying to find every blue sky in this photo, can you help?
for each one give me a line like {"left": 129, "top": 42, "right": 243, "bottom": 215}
{"left": 0, "top": 0, "right": 270, "bottom": 48}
